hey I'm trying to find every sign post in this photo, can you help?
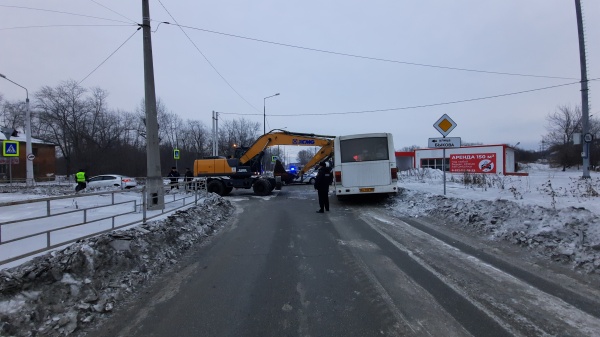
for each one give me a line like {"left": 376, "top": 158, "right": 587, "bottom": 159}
{"left": 433, "top": 114, "right": 458, "bottom": 195}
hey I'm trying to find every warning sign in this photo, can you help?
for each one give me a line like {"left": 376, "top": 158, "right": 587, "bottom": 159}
{"left": 450, "top": 153, "right": 496, "bottom": 173}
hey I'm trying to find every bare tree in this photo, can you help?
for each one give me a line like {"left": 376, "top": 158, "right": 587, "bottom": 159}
{"left": 35, "top": 80, "right": 91, "bottom": 175}
{"left": 545, "top": 104, "right": 582, "bottom": 170}
{"left": 399, "top": 145, "right": 420, "bottom": 152}
{"left": 0, "top": 99, "right": 25, "bottom": 131}
{"left": 219, "top": 118, "right": 261, "bottom": 156}
{"left": 296, "top": 148, "right": 318, "bottom": 165}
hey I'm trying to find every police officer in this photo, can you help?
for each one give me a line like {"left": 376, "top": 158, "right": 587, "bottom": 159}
{"left": 314, "top": 162, "right": 332, "bottom": 213}
{"left": 75, "top": 169, "right": 87, "bottom": 193}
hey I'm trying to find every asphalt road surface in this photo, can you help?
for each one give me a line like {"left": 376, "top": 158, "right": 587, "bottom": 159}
{"left": 85, "top": 184, "right": 600, "bottom": 337}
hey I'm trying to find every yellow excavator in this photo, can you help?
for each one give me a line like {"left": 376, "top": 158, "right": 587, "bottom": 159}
{"left": 194, "top": 130, "right": 334, "bottom": 196}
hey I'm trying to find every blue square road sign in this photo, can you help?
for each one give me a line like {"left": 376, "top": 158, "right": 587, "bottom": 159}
{"left": 2, "top": 140, "right": 19, "bottom": 157}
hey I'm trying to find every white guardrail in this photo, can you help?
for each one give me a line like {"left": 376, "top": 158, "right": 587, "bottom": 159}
{"left": 0, "top": 179, "right": 208, "bottom": 266}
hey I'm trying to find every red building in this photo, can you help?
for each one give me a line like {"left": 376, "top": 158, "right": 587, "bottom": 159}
{"left": 1, "top": 133, "right": 56, "bottom": 182}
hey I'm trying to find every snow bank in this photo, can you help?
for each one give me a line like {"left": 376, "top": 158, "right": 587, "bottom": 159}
{"left": 393, "top": 167, "right": 600, "bottom": 275}
{"left": 0, "top": 194, "right": 234, "bottom": 336}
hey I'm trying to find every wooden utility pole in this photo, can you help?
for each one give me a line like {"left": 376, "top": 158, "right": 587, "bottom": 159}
{"left": 142, "top": 0, "right": 164, "bottom": 209}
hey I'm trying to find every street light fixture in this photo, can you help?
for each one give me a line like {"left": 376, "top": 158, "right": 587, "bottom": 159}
{"left": 0, "top": 73, "right": 34, "bottom": 186}
{"left": 263, "top": 93, "right": 280, "bottom": 134}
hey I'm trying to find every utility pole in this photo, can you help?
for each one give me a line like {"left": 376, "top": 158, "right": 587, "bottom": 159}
{"left": 142, "top": 0, "right": 164, "bottom": 209}
{"left": 575, "top": 0, "right": 590, "bottom": 178}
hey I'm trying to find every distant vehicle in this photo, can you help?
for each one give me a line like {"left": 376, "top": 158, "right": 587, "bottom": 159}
{"left": 292, "top": 170, "right": 317, "bottom": 184}
{"left": 193, "top": 130, "right": 334, "bottom": 196}
{"left": 86, "top": 174, "right": 137, "bottom": 189}
{"left": 333, "top": 133, "right": 398, "bottom": 198}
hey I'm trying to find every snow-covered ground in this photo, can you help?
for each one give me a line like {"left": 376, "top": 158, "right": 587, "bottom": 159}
{"left": 0, "top": 163, "right": 599, "bottom": 336}
{"left": 394, "top": 163, "right": 600, "bottom": 275}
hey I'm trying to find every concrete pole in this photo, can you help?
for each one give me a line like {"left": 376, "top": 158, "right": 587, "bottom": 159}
{"left": 142, "top": 0, "right": 164, "bottom": 209}
{"left": 575, "top": 0, "right": 590, "bottom": 178}
{"left": 25, "top": 96, "right": 34, "bottom": 186}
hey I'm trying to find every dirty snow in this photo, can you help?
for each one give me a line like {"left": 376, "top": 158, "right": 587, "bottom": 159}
{"left": 0, "top": 163, "right": 599, "bottom": 336}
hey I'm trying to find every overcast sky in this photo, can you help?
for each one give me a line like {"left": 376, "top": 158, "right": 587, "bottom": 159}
{"left": 1, "top": 0, "right": 598, "bottom": 151}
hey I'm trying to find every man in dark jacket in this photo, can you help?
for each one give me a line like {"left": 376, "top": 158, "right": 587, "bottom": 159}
{"left": 184, "top": 168, "right": 193, "bottom": 191}
{"left": 314, "top": 162, "right": 332, "bottom": 213}
{"left": 167, "top": 167, "right": 180, "bottom": 190}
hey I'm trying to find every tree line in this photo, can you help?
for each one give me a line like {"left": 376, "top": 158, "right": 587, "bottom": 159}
{"left": 1, "top": 81, "right": 598, "bottom": 176}
{"left": 0, "top": 80, "right": 280, "bottom": 178}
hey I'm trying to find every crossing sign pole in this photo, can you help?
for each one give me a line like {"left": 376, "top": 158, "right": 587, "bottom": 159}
{"left": 433, "top": 114, "right": 458, "bottom": 195}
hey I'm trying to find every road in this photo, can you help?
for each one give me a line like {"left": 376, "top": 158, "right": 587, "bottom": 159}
{"left": 85, "top": 184, "right": 600, "bottom": 337}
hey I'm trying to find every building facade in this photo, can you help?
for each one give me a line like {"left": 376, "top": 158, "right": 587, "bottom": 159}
{"left": 397, "top": 144, "right": 525, "bottom": 176}
{"left": 1, "top": 133, "right": 56, "bottom": 181}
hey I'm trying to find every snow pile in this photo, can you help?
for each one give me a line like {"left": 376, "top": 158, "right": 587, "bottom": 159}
{"left": 0, "top": 194, "right": 234, "bottom": 337}
{"left": 393, "top": 167, "right": 600, "bottom": 275}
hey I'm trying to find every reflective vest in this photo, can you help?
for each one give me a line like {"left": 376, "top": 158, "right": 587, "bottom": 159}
{"left": 76, "top": 172, "right": 86, "bottom": 183}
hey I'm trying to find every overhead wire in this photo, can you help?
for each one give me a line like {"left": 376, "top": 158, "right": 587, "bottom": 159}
{"left": 174, "top": 24, "right": 579, "bottom": 81}
{"left": 220, "top": 79, "right": 599, "bottom": 117}
{"left": 88, "top": 0, "right": 137, "bottom": 24}
{"left": 156, "top": 1, "right": 260, "bottom": 112}
{"left": 78, "top": 28, "right": 141, "bottom": 85}
{"left": 0, "top": 4, "right": 133, "bottom": 25}
{"left": 0, "top": 24, "right": 135, "bottom": 31}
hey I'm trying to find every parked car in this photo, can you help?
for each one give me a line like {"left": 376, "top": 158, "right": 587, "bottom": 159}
{"left": 293, "top": 170, "right": 317, "bottom": 184}
{"left": 86, "top": 174, "right": 137, "bottom": 189}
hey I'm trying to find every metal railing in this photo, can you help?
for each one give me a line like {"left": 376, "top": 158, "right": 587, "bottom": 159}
{"left": 0, "top": 179, "right": 208, "bottom": 266}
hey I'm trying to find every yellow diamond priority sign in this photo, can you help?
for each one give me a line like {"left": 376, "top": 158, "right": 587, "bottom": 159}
{"left": 433, "top": 114, "right": 457, "bottom": 137}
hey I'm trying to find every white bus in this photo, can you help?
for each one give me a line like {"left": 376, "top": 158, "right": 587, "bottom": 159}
{"left": 333, "top": 133, "right": 398, "bottom": 198}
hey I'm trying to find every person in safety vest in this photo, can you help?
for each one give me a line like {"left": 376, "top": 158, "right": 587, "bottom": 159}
{"left": 75, "top": 169, "right": 87, "bottom": 193}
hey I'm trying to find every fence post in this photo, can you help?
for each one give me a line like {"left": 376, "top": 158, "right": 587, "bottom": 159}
{"left": 112, "top": 192, "right": 115, "bottom": 205}
{"left": 142, "top": 187, "right": 147, "bottom": 223}
{"left": 83, "top": 209, "right": 87, "bottom": 223}
{"left": 46, "top": 200, "right": 51, "bottom": 216}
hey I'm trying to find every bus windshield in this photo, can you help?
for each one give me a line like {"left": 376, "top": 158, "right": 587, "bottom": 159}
{"left": 339, "top": 137, "right": 389, "bottom": 163}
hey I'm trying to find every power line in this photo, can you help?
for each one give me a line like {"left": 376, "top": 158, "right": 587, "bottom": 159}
{"left": 78, "top": 28, "right": 140, "bottom": 85}
{"left": 0, "top": 24, "right": 135, "bottom": 31}
{"left": 156, "top": 1, "right": 260, "bottom": 112}
{"left": 223, "top": 80, "right": 597, "bottom": 117}
{"left": 0, "top": 4, "right": 133, "bottom": 25}
{"left": 88, "top": 0, "right": 137, "bottom": 24}
{"left": 174, "top": 24, "right": 579, "bottom": 81}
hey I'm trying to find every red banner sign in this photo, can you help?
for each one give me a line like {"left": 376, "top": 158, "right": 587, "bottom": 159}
{"left": 450, "top": 153, "right": 496, "bottom": 173}
{"left": 0, "top": 157, "right": 19, "bottom": 165}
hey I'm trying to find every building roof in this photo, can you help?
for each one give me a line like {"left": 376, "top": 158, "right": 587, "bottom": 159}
{"left": 0, "top": 132, "right": 56, "bottom": 145}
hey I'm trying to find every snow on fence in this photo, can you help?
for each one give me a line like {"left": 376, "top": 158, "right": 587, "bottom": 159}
{"left": 0, "top": 182, "right": 208, "bottom": 266}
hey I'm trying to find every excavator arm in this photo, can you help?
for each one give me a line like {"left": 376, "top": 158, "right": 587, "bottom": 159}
{"left": 301, "top": 142, "right": 334, "bottom": 175}
{"left": 238, "top": 129, "right": 334, "bottom": 167}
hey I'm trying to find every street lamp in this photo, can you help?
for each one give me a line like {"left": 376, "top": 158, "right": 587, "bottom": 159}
{"left": 263, "top": 93, "right": 280, "bottom": 134}
{"left": 0, "top": 73, "right": 34, "bottom": 186}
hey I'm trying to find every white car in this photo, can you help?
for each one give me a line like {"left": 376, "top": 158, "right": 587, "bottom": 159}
{"left": 293, "top": 170, "right": 317, "bottom": 184}
{"left": 86, "top": 174, "right": 137, "bottom": 189}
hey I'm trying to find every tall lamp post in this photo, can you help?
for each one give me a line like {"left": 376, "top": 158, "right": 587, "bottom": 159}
{"left": 0, "top": 73, "right": 34, "bottom": 186}
{"left": 263, "top": 93, "right": 280, "bottom": 134}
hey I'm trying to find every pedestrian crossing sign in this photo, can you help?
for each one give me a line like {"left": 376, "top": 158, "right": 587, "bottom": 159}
{"left": 2, "top": 140, "right": 19, "bottom": 157}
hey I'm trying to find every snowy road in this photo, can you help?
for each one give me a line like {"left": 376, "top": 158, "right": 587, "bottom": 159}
{"left": 83, "top": 184, "right": 600, "bottom": 337}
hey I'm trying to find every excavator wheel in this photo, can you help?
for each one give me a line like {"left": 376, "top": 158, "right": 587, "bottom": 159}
{"left": 252, "top": 179, "right": 271, "bottom": 196}
{"left": 207, "top": 180, "right": 226, "bottom": 196}
{"left": 223, "top": 186, "right": 234, "bottom": 196}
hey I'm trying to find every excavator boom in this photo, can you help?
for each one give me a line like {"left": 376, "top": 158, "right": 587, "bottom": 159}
{"left": 238, "top": 129, "right": 334, "bottom": 168}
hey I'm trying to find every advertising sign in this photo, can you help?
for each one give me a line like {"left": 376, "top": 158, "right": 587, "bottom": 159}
{"left": 450, "top": 153, "right": 496, "bottom": 173}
